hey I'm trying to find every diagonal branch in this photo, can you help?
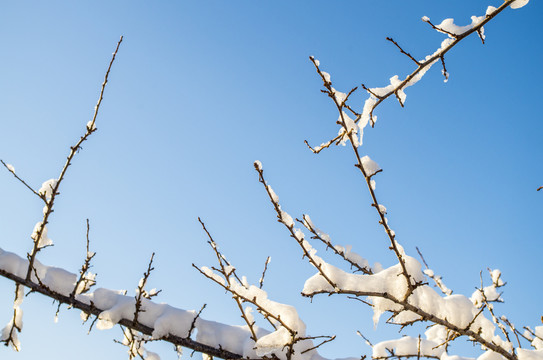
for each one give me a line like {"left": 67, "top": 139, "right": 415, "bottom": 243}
{"left": 0, "top": 267, "right": 247, "bottom": 360}
{"left": 386, "top": 37, "right": 420, "bottom": 65}
{"left": 25, "top": 36, "right": 124, "bottom": 282}
{"left": 303, "top": 287, "right": 516, "bottom": 360}
{"left": 254, "top": 162, "right": 339, "bottom": 291}
{"left": 300, "top": 215, "right": 372, "bottom": 275}
{"left": 306, "top": 1, "right": 515, "bottom": 151}
{"left": 196, "top": 219, "right": 259, "bottom": 342}
{"left": 0, "top": 160, "right": 44, "bottom": 201}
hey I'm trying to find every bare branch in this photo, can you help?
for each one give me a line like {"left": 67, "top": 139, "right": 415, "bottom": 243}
{"left": 386, "top": 37, "right": 420, "bottom": 65}
{"left": 300, "top": 335, "right": 336, "bottom": 354}
{"left": 196, "top": 219, "right": 259, "bottom": 342}
{"left": 188, "top": 304, "right": 207, "bottom": 338}
{"left": 0, "top": 160, "right": 44, "bottom": 201}
{"left": 133, "top": 253, "right": 156, "bottom": 326}
{"left": 259, "top": 256, "right": 271, "bottom": 289}
{"left": 25, "top": 36, "right": 124, "bottom": 282}
{"left": 70, "top": 219, "right": 97, "bottom": 298}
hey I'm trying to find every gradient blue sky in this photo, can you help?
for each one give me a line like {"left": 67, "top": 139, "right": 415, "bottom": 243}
{"left": 0, "top": 1, "right": 541, "bottom": 359}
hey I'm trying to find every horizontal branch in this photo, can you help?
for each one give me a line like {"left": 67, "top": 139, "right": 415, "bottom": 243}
{"left": 0, "top": 268, "right": 246, "bottom": 360}
{"left": 303, "top": 289, "right": 516, "bottom": 360}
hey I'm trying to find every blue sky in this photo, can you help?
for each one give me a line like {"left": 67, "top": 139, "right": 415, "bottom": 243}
{"left": 0, "top": 1, "right": 541, "bottom": 359}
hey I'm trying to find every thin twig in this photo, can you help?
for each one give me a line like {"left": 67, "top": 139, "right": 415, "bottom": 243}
{"left": 188, "top": 304, "right": 207, "bottom": 338}
{"left": 0, "top": 160, "right": 44, "bottom": 200}
{"left": 259, "top": 256, "right": 271, "bottom": 289}
{"left": 0, "top": 267, "right": 246, "bottom": 359}
{"left": 306, "top": 1, "right": 514, "bottom": 147}
{"left": 300, "top": 215, "right": 372, "bottom": 275}
{"left": 386, "top": 37, "right": 420, "bottom": 65}
{"left": 70, "top": 219, "right": 97, "bottom": 298}
{"left": 196, "top": 219, "right": 259, "bottom": 342}
{"left": 25, "top": 36, "right": 124, "bottom": 282}
{"left": 301, "top": 335, "right": 336, "bottom": 354}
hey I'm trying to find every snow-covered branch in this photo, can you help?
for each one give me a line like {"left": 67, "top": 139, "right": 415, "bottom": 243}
{"left": 305, "top": 0, "right": 523, "bottom": 154}
{"left": 0, "top": 1, "right": 538, "bottom": 360}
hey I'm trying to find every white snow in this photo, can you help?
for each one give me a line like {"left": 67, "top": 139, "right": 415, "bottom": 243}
{"left": 31, "top": 222, "right": 53, "bottom": 248}
{"left": 280, "top": 210, "right": 294, "bottom": 228}
{"left": 518, "top": 349, "right": 543, "bottom": 360}
{"left": 303, "top": 254, "right": 423, "bottom": 301}
{"left": 470, "top": 286, "right": 501, "bottom": 308}
{"left": 486, "top": 6, "right": 498, "bottom": 16}
{"left": 361, "top": 95, "right": 378, "bottom": 127}
{"left": 332, "top": 88, "right": 347, "bottom": 105}
{"left": 337, "top": 111, "right": 360, "bottom": 147}
{"left": 510, "top": 0, "right": 529, "bottom": 9}
{"left": 361, "top": 156, "right": 381, "bottom": 177}
{"left": 86, "top": 120, "right": 96, "bottom": 131}
{"left": 267, "top": 185, "right": 279, "bottom": 203}
{"left": 531, "top": 326, "right": 543, "bottom": 350}
{"left": 201, "top": 266, "right": 226, "bottom": 286}
{"left": 254, "top": 160, "right": 263, "bottom": 171}
{"left": 435, "top": 16, "right": 485, "bottom": 37}
{"left": 145, "top": 350, "right": 161, "bottom": 360}
{"left": 477, "top": 350, "right": 505, "bottom": 360}
{"left": 373, "top": 336, "right": 444, "bottom": 358}
{"left": 38, "top": 178, "right": 58, "bottom": 200}
{"left": 255, "top": 326, "right": 291, "bottom": 357}
{"left": 196, "top": 319, "right": 256, "bottom": 357}
{"left": 490, "top": 269, "right": 504, "bottom": 286}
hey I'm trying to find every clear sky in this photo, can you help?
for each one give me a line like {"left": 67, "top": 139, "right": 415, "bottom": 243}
{"left": 0, "top": 1, "right": 541, "bottom": 359}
